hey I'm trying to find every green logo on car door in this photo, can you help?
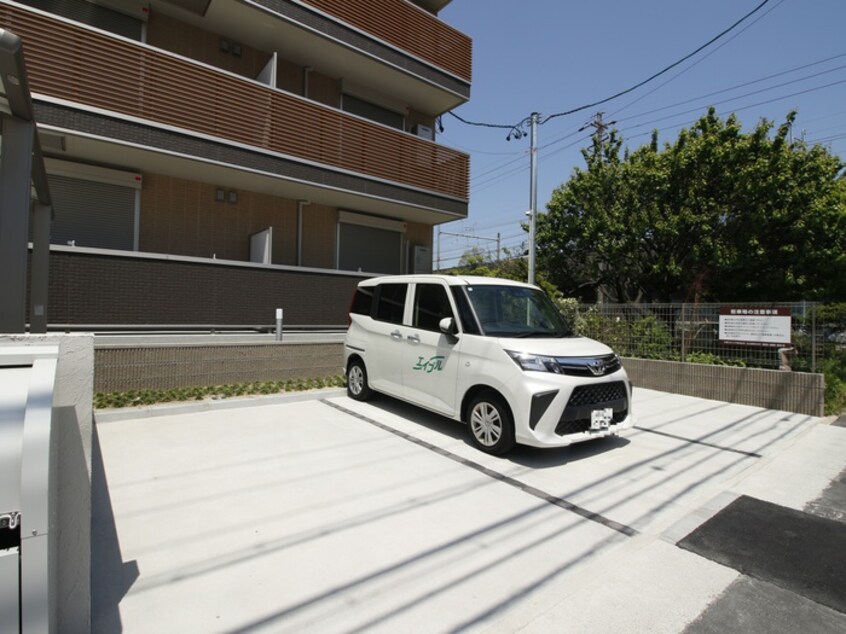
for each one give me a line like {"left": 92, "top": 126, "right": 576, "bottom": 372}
{"left": 413, "top": 355, "right": 445, "bottom": 373}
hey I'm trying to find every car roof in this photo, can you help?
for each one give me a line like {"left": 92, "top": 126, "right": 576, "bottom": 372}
{"left": 357, "top": 274, "right": 536, "bottom": 289}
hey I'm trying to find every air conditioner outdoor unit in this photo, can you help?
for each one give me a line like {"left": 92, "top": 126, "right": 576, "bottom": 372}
{"left": 413, "top": 246, "right": 432, "bottom": 273}
{"left": 412, "top": 124, "right": 434, "bottom": 141}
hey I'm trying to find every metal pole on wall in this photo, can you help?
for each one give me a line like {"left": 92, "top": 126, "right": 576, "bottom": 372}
{"left": 30, "top": 203, "right": 52, "bottom": 333}
{"left": 275, "top": 308, "right": 283, "bottom": 342}
{"left": 528, "top": 112, "right": 539, "bottom": 286}
{"left": 811, "top": 302, "right": 816, "bottom": 373}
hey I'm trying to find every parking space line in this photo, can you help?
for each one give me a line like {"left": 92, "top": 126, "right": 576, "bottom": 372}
{"left": 322, "top": 399, "right": 639, "bottom": 537}
{"left": 635, "top": 427, "right": 763, "bottom": 458}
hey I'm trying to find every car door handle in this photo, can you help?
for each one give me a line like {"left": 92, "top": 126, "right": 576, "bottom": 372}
{"left": 390, "top": 330, "right": 403, "bottom": 340}
{"left": 407, "top": 334, "right": 420, "bottom": 344}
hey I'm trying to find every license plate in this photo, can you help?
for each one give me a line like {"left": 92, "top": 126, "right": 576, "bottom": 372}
{"left": 590, "top": 408, "right": 614, "bottom": 430}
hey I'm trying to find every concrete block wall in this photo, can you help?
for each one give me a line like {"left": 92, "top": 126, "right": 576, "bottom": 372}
{"left": 623, "top": 357, "right": 825, "bottom": 417}
{"left": 95, "top": 342, "right": 345, "bottom": 393}
{"left": 94, "top": 343, "right": 825, "bottom": 417}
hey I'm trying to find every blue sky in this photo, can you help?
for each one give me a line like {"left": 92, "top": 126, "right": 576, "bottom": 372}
{"left": 434, "top": 0, "right": 846, "bottom": 268}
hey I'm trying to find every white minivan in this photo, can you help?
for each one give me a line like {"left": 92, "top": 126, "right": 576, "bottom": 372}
{"left": 344, "top": 275, "right": 633, "bottom": 455}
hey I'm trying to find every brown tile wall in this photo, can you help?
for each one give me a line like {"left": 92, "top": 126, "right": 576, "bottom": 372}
{"left": 146, "top": 10, "right": 271, "bottom": 80}
{"left": 147, "top": 10, "right": 341, "bottom": 108}
{"left": 276, "top": 56, "right": 304, "bottom": 95}
{"left": 307, "top": 71, "right": 341, "bottom": 108}
{"left": 139, "top": 173, "right": 306, "bottom": 264}
{"left": 276, "top": 58, "right": 339, "bottom": 107}
{"left": 405, "top": 221, "right": 432, "bottom": 251}
{"left": 300, "top": 204, "right": 338, "bottom": 269}
{"left": 43, "top": 250, "right": 366, "bottom": 326}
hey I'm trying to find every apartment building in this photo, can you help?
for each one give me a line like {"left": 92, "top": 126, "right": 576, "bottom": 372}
{"left": 2, "top": 0, "right": 471, "bottom": 327}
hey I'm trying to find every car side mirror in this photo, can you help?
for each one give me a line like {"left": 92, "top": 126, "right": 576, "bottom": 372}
{"left": 439, "top": 317, "right": 459, "bottom": 340}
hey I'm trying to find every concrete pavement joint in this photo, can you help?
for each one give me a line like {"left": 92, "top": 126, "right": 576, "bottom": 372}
{"left": 321, "top": 399, "right": 639, "bottom": 537}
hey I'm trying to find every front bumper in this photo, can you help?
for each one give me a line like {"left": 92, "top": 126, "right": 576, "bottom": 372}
{"left": 508, "top": 371, "right": 634, "bottom": 448}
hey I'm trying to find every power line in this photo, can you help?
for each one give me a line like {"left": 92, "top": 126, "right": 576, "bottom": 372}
{"left": 470, "top": 150, "right": 529, "bottom": 184}
{"left": 472, "top": 132, "right": 592, "bottom": 194}
{"left": 615, "top": 61, "right": 846, "bottom": 125}
{"left": 541, "top": 0, "right": 773, "bottom": 124}
{"left": 437, "top": 131, "right": 527, "bottom": 156}
{"left": 515, "top": 44, "right": 838, "bottom": 156}
{"left": 618, "top": 77, "right": 846, "bottom": 134}
{"left": 446, "top": 0, "right": 773, "bottom": 134}
{"left": 607, "top": 0, "right": 788, "bottom": 119}
{"left": 804, "top": 132, "right": 846, "bottom": 144}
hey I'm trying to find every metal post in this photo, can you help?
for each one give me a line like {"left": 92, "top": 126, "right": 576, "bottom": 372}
{"left": 30, "top": 204, "right": 52, "bottom": 333}
{"left": 496, "top": 232, "right": 501, "bottom": 262}
{"left": 528, "top": 112, "right": 539, "bottom": 286}
{"left": 0, "top": 115, "right": 35, "bottom": 333}
{"left": 436, "top": 226, "right": 441, "bottom": 272}
{"left": 275, "top": 308, "right": 283, "bottom": 342}
{"left": 811, "top": 302, "right": 816, "bottom": 373}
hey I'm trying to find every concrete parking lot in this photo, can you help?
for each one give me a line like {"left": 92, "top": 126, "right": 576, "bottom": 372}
{"left": 92, "top": 388, "right": 846, "bottom": 633}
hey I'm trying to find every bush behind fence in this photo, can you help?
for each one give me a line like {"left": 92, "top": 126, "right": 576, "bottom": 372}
{"left": 558, "top": 301, "right": 823, "bottom": 372}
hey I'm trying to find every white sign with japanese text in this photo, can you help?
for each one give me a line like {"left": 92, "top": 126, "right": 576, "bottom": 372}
{"left": 718, "top": 307, "right": 791, "bottom": 347}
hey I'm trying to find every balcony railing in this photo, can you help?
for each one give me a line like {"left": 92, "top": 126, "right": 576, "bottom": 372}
{"left": 0, "top": 3, "right": 468, "bottom": 200}
{"left": 300, "top": 0, "right": 471, "bottom": 82}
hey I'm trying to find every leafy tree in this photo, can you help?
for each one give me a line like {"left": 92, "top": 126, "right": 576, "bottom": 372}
{"left": 448, "top": 247, "right": 562, "bottom": 299}
{"left": 537, "top": 108, "right": 846, "bottom": 302}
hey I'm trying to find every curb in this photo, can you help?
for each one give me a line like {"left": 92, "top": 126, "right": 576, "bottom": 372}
{"left": 94, "top": 387, "right": 348, "bottom": 423}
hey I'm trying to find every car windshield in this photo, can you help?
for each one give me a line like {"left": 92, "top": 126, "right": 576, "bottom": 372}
{"left": 464, "top": 284, "right": 573, "bottom": 338}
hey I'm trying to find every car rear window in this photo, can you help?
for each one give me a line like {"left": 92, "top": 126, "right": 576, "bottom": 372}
{"left": 350, "top": 287, "right": 373, "bottom": 317}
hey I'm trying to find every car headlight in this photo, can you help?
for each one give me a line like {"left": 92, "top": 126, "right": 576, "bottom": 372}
{"left": 506, "top": 350, "right": 561, "bottom": 373}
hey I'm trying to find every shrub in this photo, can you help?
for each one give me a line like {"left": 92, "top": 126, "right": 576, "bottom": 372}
{"left": 821, "top": 347, "right": 846, "bottom": 415}
{"left": 629, "top": 315, "right": 673, "bottom": 359}
{"left": 94, "top": 375, "right": 346, "bottom": 409}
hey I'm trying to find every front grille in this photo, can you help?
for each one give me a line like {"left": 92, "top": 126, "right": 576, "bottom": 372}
{"left": 567, "top": 381, "right": 627, "bottom": 407}
{"left": 555, "top": 380, "right": 628, "bottom": 436}
{"left": 555, "top": 354, "right": 621, "bottom": 378}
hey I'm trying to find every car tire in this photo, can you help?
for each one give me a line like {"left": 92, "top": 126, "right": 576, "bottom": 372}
{"left": 347, "top": 358, "right": 373, "bottom": 401}
{"left": 467, "top": 392, "right": 515, "bottom": 455}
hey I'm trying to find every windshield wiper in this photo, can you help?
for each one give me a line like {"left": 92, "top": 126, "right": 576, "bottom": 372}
{"left": 508, "top": 329, "right": 575, "bottom": 338}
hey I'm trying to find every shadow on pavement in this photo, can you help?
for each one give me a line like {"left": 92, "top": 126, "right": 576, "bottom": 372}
{"left": 91, "top": 422, "right": 139, "bottom": 634}
{"left": 348, "top": 393, "right": 631, "bottom": 467}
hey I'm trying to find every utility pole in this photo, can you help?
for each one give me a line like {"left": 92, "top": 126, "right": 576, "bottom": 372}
{"left": 581, "top": 111, "right": 613, "bottom": 161}
{"left": 436, "top": 226, "right": 441, "bottom": 271}
{"left": 527, "top": 112, "right": 539, "bottom": 286}
{"left": 581, "top": 112, "right": 614, "bottom": 303}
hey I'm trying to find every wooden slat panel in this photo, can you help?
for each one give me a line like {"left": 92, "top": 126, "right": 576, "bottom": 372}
{"left": 302, "top": 0, "right": 472, "bottom": 82}
{"left": 0, "top": 4, "right": 468, "bottom": 199}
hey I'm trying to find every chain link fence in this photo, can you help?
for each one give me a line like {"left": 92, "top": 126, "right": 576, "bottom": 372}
{"left": 556, "top": 302, "right": 825, "bottom": 373}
